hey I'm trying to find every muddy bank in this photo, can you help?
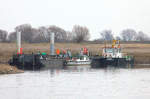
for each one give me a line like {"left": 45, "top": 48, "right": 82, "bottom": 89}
{"left": 0, "top": 64, "right": 24, "bottom": 74}
{"left": 134, "top": 64, "right": 150, "bottom": 68}
{"left": 1, "top": 43, "right": 150, "bottom": 66}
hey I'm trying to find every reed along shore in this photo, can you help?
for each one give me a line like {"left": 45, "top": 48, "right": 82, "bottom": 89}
{"left": 0, "top": 42, "right": 150, "bottom": 67}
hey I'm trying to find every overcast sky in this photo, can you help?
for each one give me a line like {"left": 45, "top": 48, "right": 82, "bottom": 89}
{"left": 0, "top": 0, "right": 150, "bottom": 39}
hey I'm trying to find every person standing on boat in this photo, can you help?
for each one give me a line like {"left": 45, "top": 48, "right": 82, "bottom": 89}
{"left": 67, "top": 49, "right": 72, "bottom": 59}
{"left": 62, "top": 49, "right": 67, "bottom": 58}
{"left": 117, "top": 41, "right": 121, "bottom": 53}
{"left": 83, "top": 47, "right": 88, "bottom": 55}
{"left": 56, "top": 49, "right": 60, "bottom": 57}
{"left": 80, "top": 48, "right": 84, "bottom": 56}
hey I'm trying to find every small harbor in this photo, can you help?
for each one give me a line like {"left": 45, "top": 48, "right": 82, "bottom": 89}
{"left": 7, "top": 30, "right": 135, "bottom": 70}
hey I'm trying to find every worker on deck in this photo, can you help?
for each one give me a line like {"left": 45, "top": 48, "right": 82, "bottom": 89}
{"left": 83, "top": 47, "right": 88, "bottom": 55}
{"left": 56, "top": 49, "right": 60, "bottom": 57}
{"left": 62, "top": 49, "right": 67, "bottom": 57}
{"left": 80, "top": 48, "right": 84, "bottom": 56}
{"left": 67, "top": 49, "right": 72, "bottom": 59}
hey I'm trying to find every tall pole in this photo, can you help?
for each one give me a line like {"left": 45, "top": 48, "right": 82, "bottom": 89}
{"left": 17, "top": 31, "right": 21, "bottom": 54}
{"left": 50, "top": 32, "right": 55, "bottom": 55}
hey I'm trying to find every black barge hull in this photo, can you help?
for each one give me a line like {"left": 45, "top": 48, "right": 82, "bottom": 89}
{"left": 91, "top": 57, "right": 134, "bottom": 68}
{"left": 9, "top": 54, "right": 66, "bottom": 70}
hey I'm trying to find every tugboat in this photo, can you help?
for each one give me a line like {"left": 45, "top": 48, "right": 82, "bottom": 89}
{"left": 91, "top": 40, "right": 134, "bottom": 68}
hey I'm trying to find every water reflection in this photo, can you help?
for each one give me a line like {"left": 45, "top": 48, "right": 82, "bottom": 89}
{"left": 0, "top": 67, "right": 150, "bottom": 99}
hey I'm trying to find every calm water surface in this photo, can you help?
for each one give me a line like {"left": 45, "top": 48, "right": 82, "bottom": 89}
{"left": 0, "top": 67, "right": 150, "bottom": 99}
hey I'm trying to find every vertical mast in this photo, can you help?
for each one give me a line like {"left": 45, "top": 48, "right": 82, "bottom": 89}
{"left": 17, "top": 31, "right": 21, "bottom": 54}
{"left": 50, "top": 32, "right": 55, "bottom": 55}
{"left": 104, "top": 40, "right": 107, "bottom": 53}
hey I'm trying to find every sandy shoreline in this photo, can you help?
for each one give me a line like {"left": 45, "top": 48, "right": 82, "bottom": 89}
{"left": 0, "top": 64, "right": 24, "bottom": 74}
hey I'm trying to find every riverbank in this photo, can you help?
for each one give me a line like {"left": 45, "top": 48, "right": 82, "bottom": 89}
{"left": 0, "top": 42, "right": 150, "bottom": 65}
{"left": 0, "top": 64, "right": 24, "bottom": 74}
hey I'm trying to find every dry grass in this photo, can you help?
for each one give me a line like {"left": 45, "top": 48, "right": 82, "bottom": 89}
{"left": 0, "top": 42, "right": 150, "bottom": 64}
{"left": 0, "top": 64, "right": 24, "bottom": 74}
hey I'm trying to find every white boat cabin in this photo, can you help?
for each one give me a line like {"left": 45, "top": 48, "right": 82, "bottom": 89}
{"left": 102, "top": 40, "right": 123, "bottom": 58}
{"left": 75, "top": 55, "right": 90, "bottom": 61}
{"left": 66, "top": 55, "right": 91, "bottom": 66}
{"left": 102, "top": 48, "right": 122, "bottom": 58}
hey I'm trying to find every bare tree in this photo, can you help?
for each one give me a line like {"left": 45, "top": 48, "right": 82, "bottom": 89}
{"left": 30, "top": 28, "right": 47, "bottom": 43}
{"left": 38, "top": 26, "right": 49, "bottom": 42}
{"left": 66, "top": 31, "right": 74, "bottom": 41}
{"left": 0, "top": 29, "right": 8, "bottom": 42}
{"left": 115, "top": 36, "right": 121, "bottom": 40}
{"left": 136, "top": 31, "right": 149, "bottom": 41}
{"left": 9, "top": 25, "right": 68, "bottom": 43}
{"left": 48, "top": 25, "right": 67, "bottom": 42}
{"left": 8, "top": 32, "right": 17, "bottom": 42}
{"left": 31, "top": 27, "right": 50, "bottom": 43}
{"left": 121, "top": 29, "right": 137, "bottom": 41}
{"left": 15, "top": 24, "right": 34, "bottom": 43}
{"left": 100, "top": 30, "right": 113, "bottom": 41}
{"left": 72, "top": 25, "right": 90, "bottom": 43}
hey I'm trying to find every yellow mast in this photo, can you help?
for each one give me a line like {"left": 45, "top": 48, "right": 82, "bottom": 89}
{"left": 112, "top": 40, "right": 117, "bottom": 48}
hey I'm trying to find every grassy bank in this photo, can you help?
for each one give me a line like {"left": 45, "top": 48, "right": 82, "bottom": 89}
{"left": 0, "top": 64, "right": 24, "bottom": 74}
{"left": 0, "top": 42, "right": 150, "bottom": 64}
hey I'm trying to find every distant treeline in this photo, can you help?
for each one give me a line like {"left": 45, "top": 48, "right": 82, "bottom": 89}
{"left": 0, "top": 24, "right": 149, "bottom": 43}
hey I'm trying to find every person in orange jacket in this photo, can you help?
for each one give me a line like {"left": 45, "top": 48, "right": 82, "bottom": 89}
{"left": 56, "top": 49, "right": 60, "bottom": 57}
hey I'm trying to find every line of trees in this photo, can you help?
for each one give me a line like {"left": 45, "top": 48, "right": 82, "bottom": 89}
{"left": 0, "top": 24, "right": 150, "bottom": 43}
{"left": 0, "top": 29, "right": 8, "bottom": 42}
{"left": 98, "top": 29, "right": 150, "bottom": 41}
{"left": 0, "top": 24, "right": 90, "bottom": 43}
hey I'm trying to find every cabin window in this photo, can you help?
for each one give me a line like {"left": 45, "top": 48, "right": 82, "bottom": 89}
{"left": 86, "top": 57, "right": 88, "bottom": 60}
{"left": 80, "top": 56, "right": 84, "bottom": 60}
{"left": 105, "top": 49, "right": 113, "bottom": 53}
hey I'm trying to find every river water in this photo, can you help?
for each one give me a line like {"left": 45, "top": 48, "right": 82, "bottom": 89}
{"left": 0, "top": 67, "right": 150, "bottom": 99}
